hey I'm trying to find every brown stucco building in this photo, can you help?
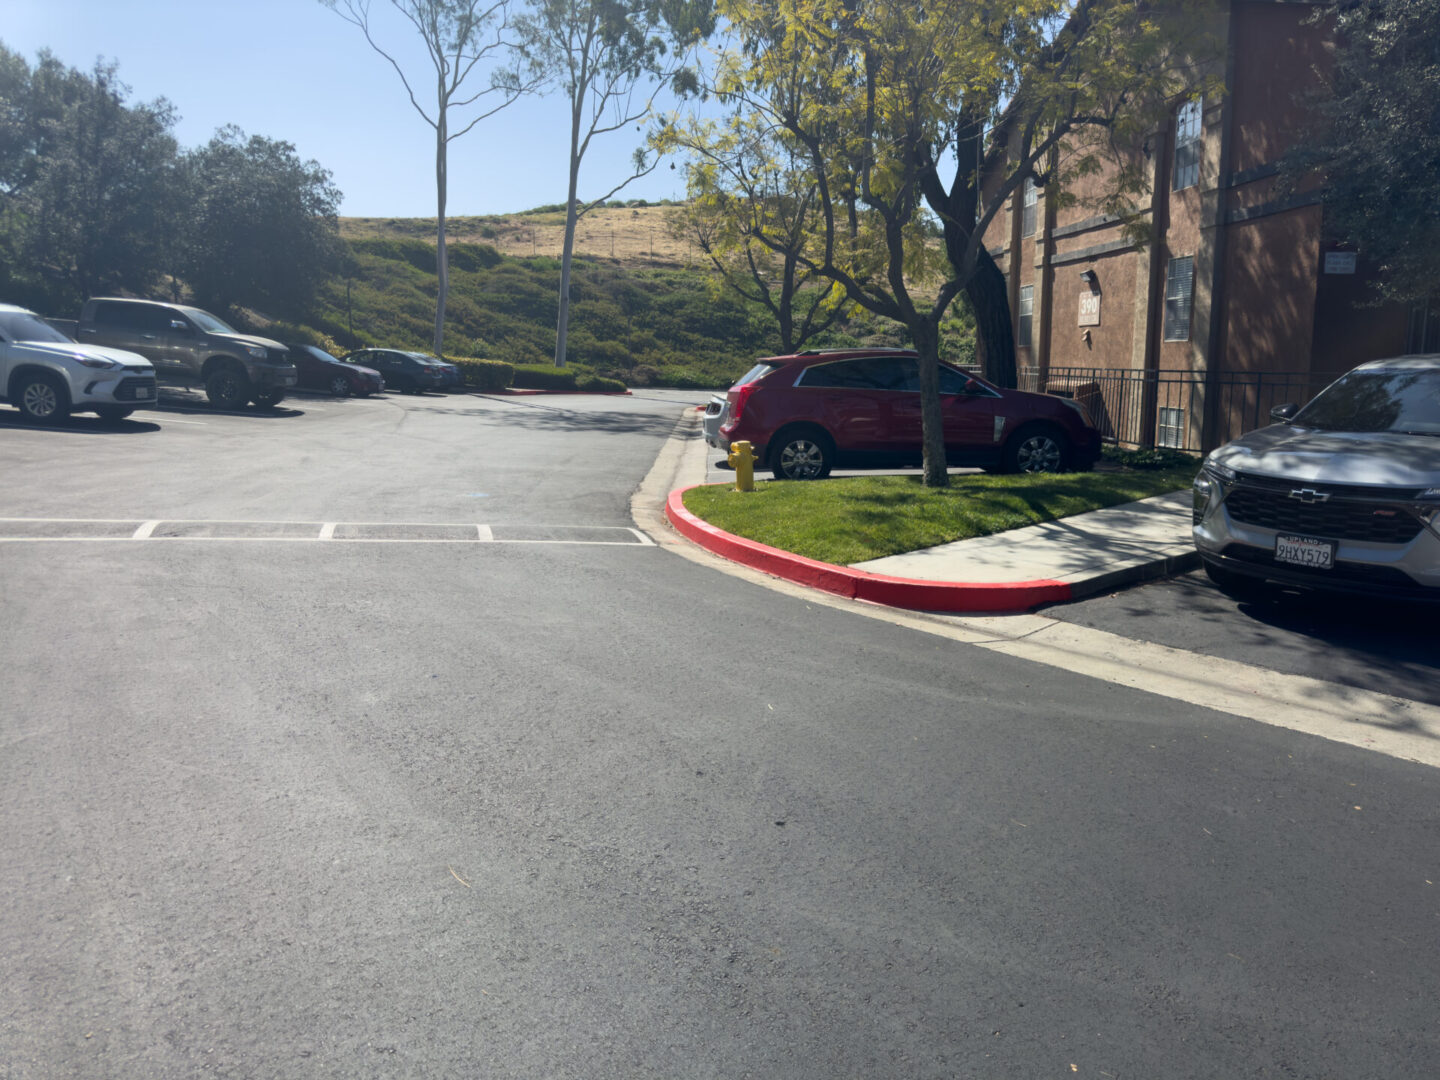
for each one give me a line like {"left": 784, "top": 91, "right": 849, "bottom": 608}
{"left": 984, "top": 0, "right": 1437, "bottom": 452}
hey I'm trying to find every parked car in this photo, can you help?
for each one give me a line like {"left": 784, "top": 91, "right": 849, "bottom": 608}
{"left": 1193, "top": 355, "right": 1440, "bottom": 600}
{"left": 75, "top": 297, "right": 296, "bottom": 409}
{"left": 702, "top": 394, "right": 729, "bottom": 448}
{"left": 286, "top": 343, "right": 383, "bottom": 396}
{"left": 0, "top": 303, "right": 156, "bottom": 422}
{"left": 716, "top": 348, "right": 1101, "bottom": 479}
{"left": 406, "top": 352, "right": 462, "bottom": 389}
{"left": 341, "top": 348, "right": 445, "bottom": 393}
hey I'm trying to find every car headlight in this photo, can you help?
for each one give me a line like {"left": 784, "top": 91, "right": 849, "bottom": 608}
{"left": 77, "top": 356, "right": 120, "bottom": 370}
{"left": 1202, "top": 460, "right": 1237, "bottom": 483}
{"left": 243, "top": 344, "right": 267, "bottom": 360}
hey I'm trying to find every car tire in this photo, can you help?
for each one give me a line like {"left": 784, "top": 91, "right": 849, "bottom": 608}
{"left": 95, "top": 406, "right": 135, "bottom": 422}
{"left": 251, "top": 389, "right": 286, "bottom": 408}
{"left": 15, "top": 372, "right": 69, "bottom": 422}
{"left": 1002, "top": 424, "right": 1069, "bottom": 473}
{"left": 768, "top": 426, "right": 834, "bottom": 480}
{"left": 328, "top": 375, "right": 351, "bottom": 396}
{"left": 1203, "top": 560, "right": 1272, "bottom": 601}
{"left": 206, "top": 364, "right": 250, "bottom": 409}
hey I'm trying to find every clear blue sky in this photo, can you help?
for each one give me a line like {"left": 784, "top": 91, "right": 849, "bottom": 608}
{"left": 5, "top": 0, "right": 695, "bottom": 218}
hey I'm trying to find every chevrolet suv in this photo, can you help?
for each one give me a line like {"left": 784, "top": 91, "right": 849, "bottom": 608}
{"left": 1193, "top": 356, "right": 1440, "bottom": 600}
{"left": 77, "top": 297, "right": 297, "bottom": 409}
{"left": 717, "top": 349, "right": 1101, "bottom": 479}
{"left": 0, "top": 303, "right": 156, "bottom": 421}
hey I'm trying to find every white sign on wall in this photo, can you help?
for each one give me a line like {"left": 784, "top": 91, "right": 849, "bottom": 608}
{"left": 1078, "top": 292, "right": 1101, "bottom": 326}
{"left": 1324, "top": 251, "right": 1357, "bottom": 275}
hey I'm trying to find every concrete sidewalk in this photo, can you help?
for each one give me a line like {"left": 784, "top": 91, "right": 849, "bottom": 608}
{"left": 669, "top": 409, "right": 1198, "bottom": 612}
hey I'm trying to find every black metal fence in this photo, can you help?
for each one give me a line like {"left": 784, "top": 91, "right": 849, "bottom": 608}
{"left": 1019, "top": 366, "right": 1335, "bottom": 453}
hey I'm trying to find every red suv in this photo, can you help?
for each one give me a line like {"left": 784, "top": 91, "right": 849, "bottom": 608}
{"left": 718, "top": 349, "right": 1101, "bottom": 479}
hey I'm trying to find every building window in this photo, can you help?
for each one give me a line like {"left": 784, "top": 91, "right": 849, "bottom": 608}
{"left": 1017, "top": 284, "right": 1034, "bottom": 349}
{"left": 1021, "top": 178, "right": 1038, "bottom": 238}
{"left": 1163, "top": 256, "right": 1194, "bottom": 341}
{"left": 1157, "top": 406, "right": 1185, "bottom": 449}
{"left": 1172, "top": 97, "right": 1202, "bottom": 191}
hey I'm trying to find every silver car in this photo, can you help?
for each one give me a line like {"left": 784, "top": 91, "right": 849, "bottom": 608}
{"left": 702, "top": 394, "right": 728, "bottom": 447}
{"left": 1193, "top": 356, "right": 1440, "bottom": 600}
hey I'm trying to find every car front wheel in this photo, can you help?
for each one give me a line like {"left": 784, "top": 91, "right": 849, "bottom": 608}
{"left": 328, "top": 374, "right": 351, "bottom": 396}
{"left": 769, "top": 428, "right": 834, "bottom": 480}
{"left": 1003, "top": 426, "right": 1069, "bottom": 473}
{"left": 16, "top": 372, "right": 69, "bottom": 422}
{"left": 206, "top": 364, "right": 250, "bottom": 409}
{"left": 251, "top": 389, "right": 286, "bottom": 408}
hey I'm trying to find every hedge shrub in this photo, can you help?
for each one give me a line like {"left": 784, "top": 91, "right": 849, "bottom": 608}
{"left": 511, "top": 364, "right": 578, "bottom": 390}
{"left": 450, "top": 357, "right": 513, "bottom": 392}
{"left": 577, "top": 374, "right": 627, "bottom": 393}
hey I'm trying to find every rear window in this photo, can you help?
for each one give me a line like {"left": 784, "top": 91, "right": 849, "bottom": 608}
{"left": 732, "top": 362, "right": 780, "bottom": 389}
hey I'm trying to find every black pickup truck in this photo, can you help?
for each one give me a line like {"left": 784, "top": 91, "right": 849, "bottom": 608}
{"left": 76, "top": 297, "right": 297, "bottom": 409}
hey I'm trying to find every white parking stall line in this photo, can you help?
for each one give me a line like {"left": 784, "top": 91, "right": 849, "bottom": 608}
{"left": 477, "top": 525, "right": 494, "bottom": 541}
{"left": 0, "top": 518, "right": 654, "bottom": 547}
{"left": 627, "top": 528, "right": 656, "bottom": 547}
{"left": 131, "top": 414, "right": 208, "bottom": 425}
{"left": 132, "top": 521, "right": 161, "bottom": 539}
{"left": 318, "top": 522, "right": 337, "bottom": 540}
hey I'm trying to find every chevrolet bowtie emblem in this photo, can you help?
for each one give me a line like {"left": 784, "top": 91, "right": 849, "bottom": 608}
{"left": 1288, "top": 488, "right": 1331, "bottom": 504}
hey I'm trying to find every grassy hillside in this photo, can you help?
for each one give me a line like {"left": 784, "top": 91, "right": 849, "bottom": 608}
{"left": 274, "top": 208, "right": 975, "bottom": 389}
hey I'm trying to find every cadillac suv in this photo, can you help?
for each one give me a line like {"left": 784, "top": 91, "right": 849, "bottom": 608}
{"left": 717, "top": 348, "right": 1101, "bottom": 479}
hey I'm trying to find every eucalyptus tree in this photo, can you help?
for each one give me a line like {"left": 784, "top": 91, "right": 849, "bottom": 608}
{"left": 515, "top": 0, "right": 713, "bottom": 367}
{"left": 708, "top": 0, "right": 1218, "bottom": 485}
{"left": 322, "top": 0, "right": 536, "bottom": 354}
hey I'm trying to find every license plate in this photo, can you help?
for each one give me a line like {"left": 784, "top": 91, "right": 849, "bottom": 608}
{"left": 136, "top": 386, "right": 151, "bottom": 398}
{"left": 1275, "top": 534, "right": 1334, "bottom": 569}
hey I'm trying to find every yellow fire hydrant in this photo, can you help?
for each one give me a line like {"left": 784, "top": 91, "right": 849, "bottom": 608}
{"left": 728, "top": 440, "right": 756, "bottom": 492}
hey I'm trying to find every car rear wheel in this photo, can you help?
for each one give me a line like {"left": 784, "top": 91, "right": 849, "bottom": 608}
{"left": 769, "top": 427, "right": 834, "bottom": 480}
{"left": 1003, "top": 425, "right": 1069, "bottom": 473}
{"left": 206, "top": 364, "right": 250, "bottom": 409}
{"left": 16, "top": 372, "right": 69, "bottom": 422}
{"left": 328, "top": 374, "right": 351, "bottom": 396}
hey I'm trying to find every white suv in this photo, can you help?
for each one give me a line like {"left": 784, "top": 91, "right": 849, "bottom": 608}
{"left": 0, "top": 303, "right": 156, "bottom": 422}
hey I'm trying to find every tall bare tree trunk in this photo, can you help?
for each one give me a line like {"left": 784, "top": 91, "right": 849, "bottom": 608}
{"left": 553, "top": 96, "right": 584, "bottom": 368}
{"left": 911, "top": 318, "right": 949, "bottom": 487}
{"left": 433, "top": 94, "right": 449, "bottom": 356}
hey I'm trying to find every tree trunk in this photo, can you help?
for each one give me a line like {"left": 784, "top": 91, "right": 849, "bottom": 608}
{"left": 966, "top": 245, "right": 1016, "bottom": 388}
{"left": 911, "top": 318, "right": 949, "bottom": 487}
{"left": 553, "top": 98, "right": 584, "bottom": 369}
{"left": 434, "top": 109, "right": 449, "bottom": 356}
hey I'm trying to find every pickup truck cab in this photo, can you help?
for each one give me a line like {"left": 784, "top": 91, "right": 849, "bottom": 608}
{"left": 1, "top": 303, "right": 156, "bottom": 422}
{"left": 77, "top": 297, "right": 296, "bottom": 409}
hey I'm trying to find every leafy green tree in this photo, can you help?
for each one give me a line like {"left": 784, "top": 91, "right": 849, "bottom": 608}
{"left": 515, "top": 0, "right": 713, "bottom": 367}
{"left": 0, "top": 46, "right": 181, "bottom": 310}
{"left": 322, "top": 0, "right": 536, "bottom": 353}
{"left": 704, "top": 0, "right": 1216, "bottom": 484}
{"left": 661, "top": 112, "right": 851, "bottom": 353}
{"left": 1282, "top": 0, "right": 1440, "bottom": 305}
{"left": 182, "top": 126, "right": 343, "bottom": 318}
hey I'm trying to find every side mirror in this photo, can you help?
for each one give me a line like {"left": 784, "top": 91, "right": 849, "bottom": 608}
{"left": 1270, "top": 402, "right": 1299, "bottom": 423}
{"left": 170, "top": 320, "right": 191, "bottom": 334}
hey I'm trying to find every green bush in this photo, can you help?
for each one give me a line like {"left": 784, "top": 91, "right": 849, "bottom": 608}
{"left": 512, "top": 364, "right": 578, "bottom": 390}
{"left": 577, "top": 374, "right": 627, "bottom": 393}
{"left": 1102, "top": 445, "right": 1202, "bottom": 471}
{"left": 449, "top": 356, "right": 513, "bottom": 392}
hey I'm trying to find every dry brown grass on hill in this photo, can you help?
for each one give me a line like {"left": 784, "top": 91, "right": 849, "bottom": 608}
{"left": 341, "top": 205, "right": 701, "bottom": 268}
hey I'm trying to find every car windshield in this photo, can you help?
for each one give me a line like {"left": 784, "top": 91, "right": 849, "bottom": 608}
{"left": 0, "top": 311, "right": 73, "bottom": 344}
{"left": 305, "top": 346, "right": 341, "bottom": 362}
{"left": 184, "top": 308, "right": 237, "bottom": 334}
{"left": 1293, "top": 369, "right": 1440, "bottom": 435}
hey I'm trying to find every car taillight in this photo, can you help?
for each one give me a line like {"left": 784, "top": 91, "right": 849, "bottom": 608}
{"left": 729, "top": 382, "right": 759, "bottom": 423}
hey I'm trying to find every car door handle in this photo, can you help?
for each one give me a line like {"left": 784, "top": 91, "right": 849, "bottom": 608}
{"left": 141, "top": 333, "right": 158, "bottom": 340}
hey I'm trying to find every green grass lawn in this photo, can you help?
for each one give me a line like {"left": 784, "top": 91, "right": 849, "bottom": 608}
{"left": 681, "top": 467, "right": 1197, "bottom": 564}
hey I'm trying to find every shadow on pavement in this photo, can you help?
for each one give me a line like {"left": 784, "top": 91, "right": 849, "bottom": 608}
{"left": 0, "top": 411, "right": 161, "bottom": 435}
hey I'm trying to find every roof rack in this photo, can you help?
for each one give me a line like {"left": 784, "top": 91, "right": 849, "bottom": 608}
{"left": 794, "top": 346, "right": 915, "bottom": 356}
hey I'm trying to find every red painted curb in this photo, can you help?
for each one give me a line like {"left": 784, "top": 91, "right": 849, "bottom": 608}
{"left": 665, "top": 486, "right": 1073, "bottom": 613}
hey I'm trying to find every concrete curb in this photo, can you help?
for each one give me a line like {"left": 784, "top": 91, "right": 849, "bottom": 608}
{"left": 665, "top": 485, "right": 1074, "bottom": 613}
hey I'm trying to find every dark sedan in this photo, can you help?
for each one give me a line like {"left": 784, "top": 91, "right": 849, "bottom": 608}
{"left": 341, "top": 349, "right": 445, "bottom": 394}
{"left": 286, "top": 344, "right": 383, "bottom": 396}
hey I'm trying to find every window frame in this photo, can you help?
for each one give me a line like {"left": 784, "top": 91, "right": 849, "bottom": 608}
{"left": 1172, "top": 97, "right": 1203, "bottom": 192}
{"left": 1163, "top": 256, "right": 1195, "bottom": 342}
{"left": 1017, "top": 284, "right": 1035, "bottom": 350}
{"left": 1020, "top": 177, "right": 1038, "bottom": 238}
